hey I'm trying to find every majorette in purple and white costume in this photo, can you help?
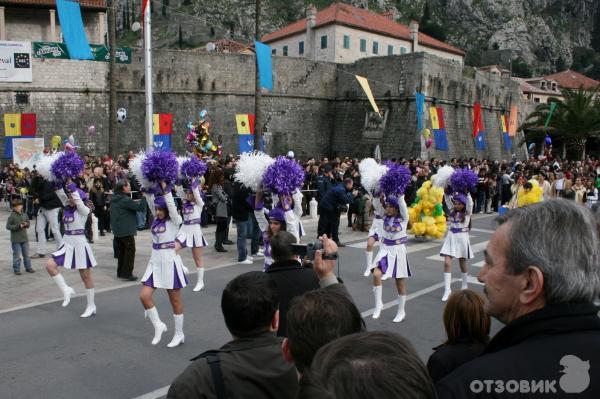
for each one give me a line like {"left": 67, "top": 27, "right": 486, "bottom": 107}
{"left": 368, "top": 195, "right": 411, "bottom": 280}
{"left": 440, "top": 192, "right": 474, "bottom": 260}
{"left": 254, "top": 200, "right": 299, "bottom": 270}
{"left": 368, "top": 191, "right": 386, "bottom": 241}
{"left": 142, "top": 192, "right": 189, "bottom": 290}
{"left": 176, "top": 178, "right": 208, "bottom": 249}
{"left": 51, "top": 184, "right": 98, "bottom": 270}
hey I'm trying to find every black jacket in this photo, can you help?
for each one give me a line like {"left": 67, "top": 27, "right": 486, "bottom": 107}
{"left": 266, "top": 258, "right": 320, "bottom": 336}
{"left": 427, "top": 338, "right": 486, "bottom": 382}
{"left": 319, "top": 183, "right": 353, "bottom": 213}
{"left": 437, "top": 303, "right": 600, "bottom": 398}
{"left": 29, "top": 176, "right": 62, "bottom": 210}
{"left": 230, "top": 182, "right": 253, "bottom": 222}
{"left": 167, "top": 332, "right": 297, "bottom": 399}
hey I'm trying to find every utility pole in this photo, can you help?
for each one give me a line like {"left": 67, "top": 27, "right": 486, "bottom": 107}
{"left": 107, "top": 0, "right": 118, "bottom": 157}
{"left": 254, "top": 0, "right": 262, "bottom": 152}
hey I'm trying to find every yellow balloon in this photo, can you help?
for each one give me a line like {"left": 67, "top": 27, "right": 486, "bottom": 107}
{"left": 51, "top": 135, "right": 62, "bottom": 149}
{"left": 422, "top": 181, "right": 432, "bottom": 189}
{"left": 426, "top": 224, "right": 438, "bottom": 236}
{"left": 434, "top": 215, "right": 446, "bottom": 223}
{"left": 423, "top": 216, "right": 435, "bottom": 225}
{"left": 422, "top": 128, "right": 431, "bottom": 138}
{"left": 413, "top": 203, "right": 422, "bottom": 214}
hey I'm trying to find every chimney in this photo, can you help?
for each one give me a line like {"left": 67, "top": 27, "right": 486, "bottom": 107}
{"left": 381, "top": 10, "right": 398, "bottom": 21}
{"left": 409, "top": 20, "right": 419, "bottom": 53}
{"left": 306, "top": 4, "right": 317, "bottom": 60}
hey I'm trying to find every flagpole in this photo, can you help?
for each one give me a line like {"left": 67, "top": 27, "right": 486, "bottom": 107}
{"left": 144, "top": 0, "right": 153, "bottom": 151}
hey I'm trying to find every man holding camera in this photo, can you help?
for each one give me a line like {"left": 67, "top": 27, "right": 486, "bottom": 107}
{"left": 317, "top": 178, "right": 358, "bottom": 247}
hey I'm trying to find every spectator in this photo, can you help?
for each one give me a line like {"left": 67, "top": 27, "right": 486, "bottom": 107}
{"left": 298, "top": 331, "right": 437, "bottom": 399}
{"left": 6, "top": 198, "right": 34, "bottom": 275}
{"left": 208, "top": 168, "right": 229, "bottom": 252}
{"left": 167, "top": 271, "right": 298, "bottom": 399}
{"left": 437, "top": 200, "right": 600, "bottom": 398}
{"left": 29, "top": 174, "right": 63, "bottom": 259}
{"left": 573, "top": 177, "right": 587, "bottom": 204}
{"left": 427, "top": 289, "right": 490, "bottom": 382}
{"left": 317, "top": 178, "right": 358, "bottom": 247}
{"left": 266, "top": 231, "right": 320, "bottom": 336}
{"left": 586, "top": 179, "right": 598, "bottom": 209}
{"left": 315, "top": 164, "right": 333, "bottom": 201}
{"left": 90, "top": 178, "right": 108, "bottom": 236}
{"left": 110, "top": 180, "right": 145, "bottom": 280}
{"left": 230, "top": 180, "right": 255, "bottom": 264}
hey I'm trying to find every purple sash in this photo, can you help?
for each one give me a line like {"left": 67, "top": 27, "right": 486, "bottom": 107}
{"left": 183, "top": 218, "right": 202, "bottom": 225}
{"left": 152, "top": 241, "right": 176, "bottom": 250}
{"left": 65, "top": 229, "right": 85, "bottom": 236}
{"left": 382, "top": 237, "right": 408, "bottom": 246}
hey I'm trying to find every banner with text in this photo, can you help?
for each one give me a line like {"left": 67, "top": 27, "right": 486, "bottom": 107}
{"left": 33, "top": 42, "right": 132, "bottom": 64}
{"left": 0, "top": 41, "right": 32, "bottom": 83}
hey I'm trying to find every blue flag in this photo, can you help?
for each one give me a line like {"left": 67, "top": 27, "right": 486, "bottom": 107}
{"left": 56, "top": 0, "right": 93, "bottom": 60}
{"left": 255, "top": 41, "right": 273, "bottom": 92}
{"left": 239, "top": 135, "right": 264, "bottom": 153}
{"left": 475, "top": 132, "right": 487, "bottom": 151}
{"left": 503, "top": 132, "right": 512, "bottom": 151}
{"left": 415, "top": 92, "right": 425, "bottom": 132}
{"left": 434, "top": 130, "right": 449, "bottom": 151}
{"left": 153, "top": 135, "right": 171, "bottom": 150}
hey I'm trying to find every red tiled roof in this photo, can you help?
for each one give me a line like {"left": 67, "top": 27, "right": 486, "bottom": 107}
{"left": 0, "top": 0, "right": 106, "bottom": 10}
{"left": 261, "top": 3, "right": 464, "bottom": 57}
{"left": 542, "top": 69, "right": 600, "bottom": 90}
{"left": 513, "top": 77, "right": 560, "bottom": 96}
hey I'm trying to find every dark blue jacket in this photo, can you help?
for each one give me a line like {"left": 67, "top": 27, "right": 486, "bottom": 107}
{"left": 319, "top": 183, "right": 353, "bottom": 212}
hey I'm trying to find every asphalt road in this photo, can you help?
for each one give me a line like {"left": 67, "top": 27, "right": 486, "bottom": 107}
{"left": 0, "top": 214, "right": 502, "bottom": 399}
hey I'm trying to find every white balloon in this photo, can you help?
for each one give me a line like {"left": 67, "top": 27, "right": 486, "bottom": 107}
{"left": 117, "top": 108, "right": 127, "bottom": 123}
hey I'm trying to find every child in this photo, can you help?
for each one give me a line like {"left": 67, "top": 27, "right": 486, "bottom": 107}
{"left": 6, "top": 199, "right": 35, "bottom": 275}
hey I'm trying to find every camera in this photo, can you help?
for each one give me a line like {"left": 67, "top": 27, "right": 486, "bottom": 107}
{"left": 291, "top": 240, "right": 323, "bottom": 261}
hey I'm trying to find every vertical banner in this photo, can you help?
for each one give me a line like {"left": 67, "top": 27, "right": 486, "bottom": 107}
{"left": 415, "top": 92, "right": 425, "bottom": 132}
{"left": 20, "top": 114, "right": 36, "bottom": 136}
{"left": 55, "top": 0, "right": 93, "bottom": 60}
{"left": 152, "top": 114, "right": 160, "bottom": 135}
{"left": 158, "top": 114, "right": 173, "bottom": 134}
{"left": 236, "top": 114, "right": 252, "bottom": 134}
{"left": 239, "top": 135, "right": 264, "bottom": 153}
{"left": 0, "top": 41, "right": 32, "bottom": 82}
{"left": 255, "top": 41, "right": 273, "bottom": 92}
{"left": 472, "top": 103, "right": 487, "bottom": 150}
{"left": 544, "top": 102, "right": 557, "bottom": 128}
{"left": 501, "top": 114, "right": 512, "bottom": 151}
{"left": 12, "top": 137, "right": 45, "bottom": 169}
{"left": 508, "top": 105, "right": 518, "bottom": 136}
{"left": 355, "top": 75, "right": 379, "bottom": 113}
{"left": 432, "top": 107, "right": 449, "bottom": 151}
{"left": 4, "top": 114, "right": 22, "bottom": 136}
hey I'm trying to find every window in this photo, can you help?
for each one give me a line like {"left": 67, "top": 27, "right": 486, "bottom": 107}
{"left": 387, "top": 45, "right": 393, "bottom": 55}
{"left": 272, "top": 49, "right": 276, "bottom": 55}
{"left": 400, "top": 47, "right": 407, "bottom": 54}
{"left": 360, "top": 39, "right": 366, "bottom": 52}
{"left": 299, "top": 41, "right": 304, "bottom": 55}
{"left": 343, "top": 35, "right": 350, "bottom": 49}
{"left": 534, "top": 97, "right": 540, "bottom": 103}
{"left": 321, "top": 35, "right": 327, "bottom": 49}
{"left": 372, "top": 41, "right": 379, "bottom": 55}
{"left": 541, "top": 81, "right": 547, "bottom": 90}
{"left": 283, "top": 45, "right": 288, "bottom": 56}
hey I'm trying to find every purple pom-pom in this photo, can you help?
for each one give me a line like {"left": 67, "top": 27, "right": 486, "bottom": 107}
{"left": 262, "top": 156, "right": 304, "bottom": 195}
{"left": 450, "top": 168, "right": 478, "bottom": 194}
{"left": 181, "top": 156, "right": 208, "bottom": 179}
{"left": 141, "top": 150, "right": 179, "bottom": 184}
{"left": 379, "top": 163, "right": 412, "bottom": 196}
{"left": 51, "top": 151, "right": 84, "bottom": 181}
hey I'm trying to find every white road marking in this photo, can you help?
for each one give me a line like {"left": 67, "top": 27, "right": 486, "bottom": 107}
{"left": 131, "top": 386, "right": 170, "bottom": 399}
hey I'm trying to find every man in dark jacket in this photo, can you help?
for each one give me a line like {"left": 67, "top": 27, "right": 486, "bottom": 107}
{"left": 437, "top": 199, "right": 600, "bottom": 398}
{"left": 167, "top": 271, "right": 297, "bottom": 399}
{"left": 266, "top": 231, "right": 320, "bottom": 336}
{"left": 110, "top": 180, "right": 145, "bottom": 280}
{"left": 230, "top": 181, "right": 254, "bottom": 264}
{"left": 29, "top": 175, "right": 63, "bottom": 258}
{"left": 317, "top": 178, "right": 358, "bottom": 246}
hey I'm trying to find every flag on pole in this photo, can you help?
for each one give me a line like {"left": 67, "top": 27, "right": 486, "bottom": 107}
{"left": 544, "top": 102, "right": 557, "bottom": 128}
{"left": 500, "top": 114, "right": 512, "bottom": 151}
{"left": 255, "top": 41, "right": 273, "bottom": 92}
{"left": 415, "top": 92, "right": 425, "bottom": 132}
{"left": 355, "top": 75, "right": 379, "bottom": 113}
{"left": 236, "top": 114, "right": 255, "bottom": 134}
{"left": 55, "top": 0, "right": 93, "bottom": 60}
{"left": 472, "top": 103, "right": 487, "bottom": 150}
{"left": 430, "top": 107, "right": 449, "bottom": 151}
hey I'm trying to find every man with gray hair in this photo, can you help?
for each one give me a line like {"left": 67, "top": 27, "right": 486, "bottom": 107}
{"left": 437, "top": 199, "right": 600, "bottom": 398}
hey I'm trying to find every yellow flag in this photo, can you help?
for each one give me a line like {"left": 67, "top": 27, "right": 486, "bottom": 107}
{"left": 236, "top": 114, "right": 251, "bottom": 134}
{"left": 500, "top": 115, "right": 507, "bottom": 133}
{"left": 355, "top": 75, "right": 379, "bottom": 114}
{"left": 429, "top": 107, "right": 440, "bottom": 130}
{"left": 508, "top": 105, "right": 518, "bottom": 137}
{"left": 152, "top": 114, "right": 160, "bottom": 135}
{"left": 4, "top": 114, "right": 21, "bottom": 136}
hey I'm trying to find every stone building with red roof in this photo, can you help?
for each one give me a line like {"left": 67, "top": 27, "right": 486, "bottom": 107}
{"left": 261, "top": 3, "right": 464, "bottom": 65}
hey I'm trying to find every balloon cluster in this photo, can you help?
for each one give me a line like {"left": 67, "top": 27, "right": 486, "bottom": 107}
{"left": 517, "top": 179, "right": 544, "bottom": 207}
{"left": 408, "top": 181, "right": 446, "bottom": 239}
{"left": 185, "top": 109, "right": 222, "bottom": 159}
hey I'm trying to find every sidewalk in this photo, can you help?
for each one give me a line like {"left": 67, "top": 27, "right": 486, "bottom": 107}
{"left": 0, "top": 210, "right": 369, "bottom": 312}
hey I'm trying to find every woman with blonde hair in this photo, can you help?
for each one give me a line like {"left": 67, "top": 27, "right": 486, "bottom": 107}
{"left": 427, "top": 289, "right": 490, "bottom": 381}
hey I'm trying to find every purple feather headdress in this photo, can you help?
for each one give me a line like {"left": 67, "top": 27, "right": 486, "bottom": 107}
{"left": 262, "top": 156, "right": 304, "bottom": 195}
{"left": 450, "top": 168, "right": 478, "bottom": 194}
{"left": 379, "top": 163, "right": 411, "bottom": 196}
{"left": 181, "top": 156, "right": 207, "bottom": 179}
{"left": 142, "top": 150, "right": 179, "bottom": 185}
{"left": 51, "top": 151, "right": 84, "bottom": 182}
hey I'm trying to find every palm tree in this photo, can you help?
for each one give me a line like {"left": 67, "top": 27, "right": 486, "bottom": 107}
{"left": 520, "top": 87, "right": 600, "bottom": 159}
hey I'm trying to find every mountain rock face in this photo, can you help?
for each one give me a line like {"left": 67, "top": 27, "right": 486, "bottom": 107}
{"left": 119, "top": 0, "right": 598, "bottom": 72}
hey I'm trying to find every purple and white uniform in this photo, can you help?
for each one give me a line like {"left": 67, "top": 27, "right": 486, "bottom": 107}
{"left": 51, "top": 189, "right": 97, "bottom": 269}
{"left": 176, "top": 184, "right": 208, "bottom": 248}
{"left": 369, "top": 196, "right": 410, "bottom": 280}
{"left": 142, "top": 192, "right": 188, "bottom": 289}
{"left": 368, "top": 194, "right": 385, "bottom": 240}
{"left": 440, "top": 194, "right": 474, "bottom": 259}
{"left": 254, "top": 205, "right": 299, "bottom": 270}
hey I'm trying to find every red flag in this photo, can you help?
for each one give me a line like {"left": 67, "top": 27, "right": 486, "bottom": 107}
{"left": 141, "top": 0, "right": 149, "bottom": 24}
{"left": 436, "top": 107, "right": 445, "bottom": 129}
{"left": 248, "top": 114, "right": 256, "bottom": 134}
{"left": 159, "top": 114, "right": 173, "bottom": 135}
{"left": 20, "top": 114, "right": 36, "bottom": 136}
{"left": 472, "top": 103, "right": 482, "bottom": 137}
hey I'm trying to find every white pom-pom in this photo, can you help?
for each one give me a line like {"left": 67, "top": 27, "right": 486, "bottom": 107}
{"left": 359, "top": 158, "right": 388, "bottom": 194}
{"left": 36, "top": 152, "right": 61, "bottom": 182}
{"left": 129, "top": 151, "right": 149, "bottom": 188}
{"left": 234, "top": 151, "right": 274, "bottom": 191}
{"left": 432, "top": 165, "right": 455, "bottom": 188}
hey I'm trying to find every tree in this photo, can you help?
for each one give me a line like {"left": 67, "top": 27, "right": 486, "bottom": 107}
{"left": 419, "top": 1, "right": 447, "bottom": 41}
{"left": 591, "top": 5, "right": 600, "bottom": 52}
{"left": 520, "top": 88, "right": 600, "bottom": 159}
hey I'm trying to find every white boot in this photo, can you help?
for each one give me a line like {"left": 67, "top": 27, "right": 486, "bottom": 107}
{"left": 146, "top": 306, "right": 167, "bottom": 345}
{"left": 80, "top": 288, "right": 96, "bottom": 318}
{"left": 461, "top": 272, "right": 469, "bottom": 290}
{"left": 363, "top": 251, "right": 373, "bottom": 277}
{"left": 52, "top": 274, "right": 75, "bottom": 307}
{"left": 167, "top": 314, "right": 185, "bottom": 348}
{"left": 193, "top": 268, "right": 205, "bottom": 292}
{"left": 372, "top": 286, "right": 384, "bottom": 319}
{"left": 442, "top": 272, "right": 452, "bottom": 302}
{"left": 393, "top": 295, "right": 407, "bottom": 323}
